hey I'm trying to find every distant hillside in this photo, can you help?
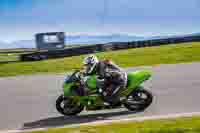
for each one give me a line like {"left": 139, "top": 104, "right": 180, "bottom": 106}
{"left": 1, "top": 33, "right": 200, "bottom": 49}
{"left": 0, "top": 40, "right": 35, "bottom": 49}
{"left": 66, "top": 34, "right": 144, "bottom": 45}
{"left": 0, "top": 41, "right": 14, "bottom": 49}
{"left": 0, "top": 34, "right": 144, "bottom": 49}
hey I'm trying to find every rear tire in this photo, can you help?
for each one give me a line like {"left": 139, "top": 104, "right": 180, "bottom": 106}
{"left": 56, "top": 95, "right": 84, "bottom": 116}
{"left": 123, "top": 88, "right": 153, "bottom": 112}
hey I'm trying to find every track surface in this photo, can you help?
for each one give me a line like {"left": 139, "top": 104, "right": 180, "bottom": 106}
{"left": 0, "top": 62, "right": 200, "bottom": 131}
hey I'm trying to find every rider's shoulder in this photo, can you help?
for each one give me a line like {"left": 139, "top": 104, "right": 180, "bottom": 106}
{"left": 102, "top": 59, "right": 113, "bottom": 64}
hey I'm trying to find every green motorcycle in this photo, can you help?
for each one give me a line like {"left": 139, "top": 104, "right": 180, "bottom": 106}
{"left": 56, "top": 69, "right": 153, "bottom": 116}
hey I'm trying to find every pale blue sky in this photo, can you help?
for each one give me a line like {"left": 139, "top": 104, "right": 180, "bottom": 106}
{"left": 0, "top": 0, "right": 200, "bottom": 42}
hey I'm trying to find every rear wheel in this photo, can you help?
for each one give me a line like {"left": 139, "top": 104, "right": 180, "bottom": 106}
{"left": 123, "top": 87, "right": 153, "bottom": 112}
{"left": 56, "top": 95, "right": 84, "bottom": 116}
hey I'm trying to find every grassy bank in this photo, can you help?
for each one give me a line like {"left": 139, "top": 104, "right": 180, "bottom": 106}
{"left": 0, "top": 48, "right": 36, "bottom": 54}
{"left": 0, "top": 42, "right": 200, "bottom": 77}
{"left": 30, "top": 116, "right": 200, "bottom": 133}
{"left": 0, "top": 53, "right": 20, "bottom": 62}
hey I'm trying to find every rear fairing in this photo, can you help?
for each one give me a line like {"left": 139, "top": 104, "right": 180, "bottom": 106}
{"left": 120, "top": 70, "right": 152, "bottom": 96}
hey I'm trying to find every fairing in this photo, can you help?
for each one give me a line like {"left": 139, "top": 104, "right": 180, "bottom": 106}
{"left": 63, "top": 83, "right": 76, "bottom": 96}
{"left": 86, "top": 75, "right": 97, "bottom": 90}
{"left": 120, "top": 70, "right": 152, "bottom": 96}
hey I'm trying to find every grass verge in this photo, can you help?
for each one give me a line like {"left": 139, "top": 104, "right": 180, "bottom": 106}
{"left": 0, "top": 53, "right": 20, "bottom": 62}
{"left": 0, "top": 42, "right": 200, "bottom": 77}
{"left": 30, "top": 116, "right": 200, "bottom": 133}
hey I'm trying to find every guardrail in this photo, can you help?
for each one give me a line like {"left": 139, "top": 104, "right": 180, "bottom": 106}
{"left": 20, "top": 34, "right": 200, "bottom": 61}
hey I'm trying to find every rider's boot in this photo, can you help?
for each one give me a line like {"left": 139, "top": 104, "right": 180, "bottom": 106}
{"left": 103, "top": 86, "right": 122, "bottom": 107}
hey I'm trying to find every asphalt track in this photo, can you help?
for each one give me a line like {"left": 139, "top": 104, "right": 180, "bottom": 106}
{"left": 0, "top": 62, "right": 200, "bottom": 131}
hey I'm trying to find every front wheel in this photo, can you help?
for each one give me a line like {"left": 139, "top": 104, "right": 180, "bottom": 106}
{"left": 123, "top": 88, "right": 153, "bottom": 112}
{"left": 56, "top": 95, "right": 84, "bottom": 116}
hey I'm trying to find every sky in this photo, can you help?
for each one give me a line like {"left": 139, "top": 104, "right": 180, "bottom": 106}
{"left": 0, "top": 0, "right": 200, "bottom": 42}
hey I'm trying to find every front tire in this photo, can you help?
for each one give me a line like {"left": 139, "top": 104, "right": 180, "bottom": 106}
{"left": 124, "top": 88, "right": 153, "bottom": 112}
{"left": 56, "top": 95, "right": 84, "bottom": 116}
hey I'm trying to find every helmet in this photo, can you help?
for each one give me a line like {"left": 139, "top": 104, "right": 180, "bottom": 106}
{"left": 83, "top": 55, "right": 99, "bottom": 74}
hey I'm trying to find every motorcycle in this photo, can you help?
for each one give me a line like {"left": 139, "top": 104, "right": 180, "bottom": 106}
{"left": 56, "top": 69, "right": 153, "bottom": 116}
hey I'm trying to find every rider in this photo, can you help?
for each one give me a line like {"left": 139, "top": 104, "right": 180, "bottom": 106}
{"left": 83, "top": 55, "right": 127, "bottom": 104}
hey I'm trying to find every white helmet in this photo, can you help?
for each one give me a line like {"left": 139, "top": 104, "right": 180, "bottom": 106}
{"left": 83, "top": 55, "right": 99, "bottom": 74}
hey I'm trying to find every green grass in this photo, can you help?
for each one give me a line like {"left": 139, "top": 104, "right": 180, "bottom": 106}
{"left": 0, "top": 53, "right": 20, "bottom": 62}
{"left": 0, "top": 48, "right": 36, "bottom": 53}
{"left": 0, "top": 48, "right": 36, "bottom": 62}
{"left": 30, "top": 116, "right": 200, "bottom": 133}
{"left": 0, "top": 42, "right": 200, "bottom": 77}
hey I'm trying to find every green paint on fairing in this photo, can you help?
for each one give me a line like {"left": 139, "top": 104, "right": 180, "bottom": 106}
{"left": 73, "top": 95, "right": 104, "bottom": 106}
{"left": 63, "top": 83, "right": 74, "bottom": 97}
{"left": 120, "top": 70, "right": 152, "bottom": 96}
{"left": 86, "top": 75, "right": 97, "bottom": 90}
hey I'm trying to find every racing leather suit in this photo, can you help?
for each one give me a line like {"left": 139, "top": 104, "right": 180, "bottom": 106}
{"left": 95, "top": 60, "right": 127, "bottom": 103}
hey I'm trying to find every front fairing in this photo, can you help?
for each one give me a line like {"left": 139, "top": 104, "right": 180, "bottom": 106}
{"left": 62, "top": 71, "right": 98, "bottom": 97}
{"left": 85, "top": 75, "right": 97, "bottom": 90}
{"left": 62, "top": 72, "right": 80, "bottom": 97}
{"left": 63, "top": 82, "right": 75, "bottom": 97}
